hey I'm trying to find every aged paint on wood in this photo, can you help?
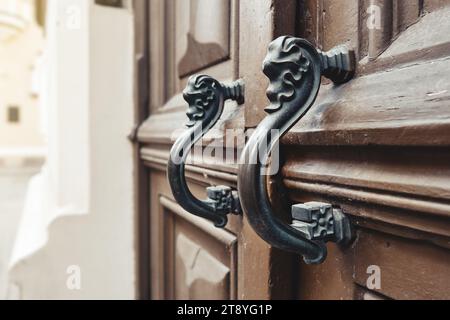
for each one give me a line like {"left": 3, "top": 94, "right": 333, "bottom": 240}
{"left": 137, "top": 0, "right": 450, "bottom": 300}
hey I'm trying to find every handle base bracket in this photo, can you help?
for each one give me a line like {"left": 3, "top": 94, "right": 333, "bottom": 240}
{"left": 206, "top": 186, "right": 241, "bottom": 215}
{"left": 291, "top": 202, "right": 354, "bottom": 246}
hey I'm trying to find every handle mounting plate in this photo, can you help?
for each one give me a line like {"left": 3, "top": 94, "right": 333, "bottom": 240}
{"left": 291, "top": 202, "right": 353, "bottom": 246}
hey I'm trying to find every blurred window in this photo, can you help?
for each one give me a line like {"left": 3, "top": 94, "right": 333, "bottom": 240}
{"left": 7, "top": 105, "right": 20, "bottom": 123}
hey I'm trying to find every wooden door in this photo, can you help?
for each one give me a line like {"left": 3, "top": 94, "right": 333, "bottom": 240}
{"left": 287, "top": 0, "right": 450, "bottom": 300}
{"left": 136, "top": 0, "right": 450, "bottom": 300}
{"left": 136, "top": 0, "right": 296, "bottom": 300}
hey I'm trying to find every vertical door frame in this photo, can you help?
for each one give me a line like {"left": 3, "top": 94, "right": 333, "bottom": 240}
{"left": 133, "top": 0, "right": 151, "bottom": 300}
{"left": 237, "top": 0, "right": 300, "bottom": 300}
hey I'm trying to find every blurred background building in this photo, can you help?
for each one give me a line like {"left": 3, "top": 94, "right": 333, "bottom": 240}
{"left": 1, "top": 0, "right": 136, "bottom": 299}
{"left": 0, "top": 0, "right": 46, "bottom": 299}
{"left": 0, "top": 0, "right": 45, "bottom": 148}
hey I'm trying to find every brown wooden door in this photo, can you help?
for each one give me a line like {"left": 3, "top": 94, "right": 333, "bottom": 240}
{"left": 288, "top": 0, "right": 450, "bottom": 300}
{"left": 136, "top": 0, "right": 295, "bottom": 300}
{"left": 136, "top": 0, "right": 450, "bottom": 300}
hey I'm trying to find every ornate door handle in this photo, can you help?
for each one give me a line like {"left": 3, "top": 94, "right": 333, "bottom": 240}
{"left": 238, "top": 37, "right": 355, "bottom": 264}
{"left": 168, "top": 75, "right": 244, "bottom": 228}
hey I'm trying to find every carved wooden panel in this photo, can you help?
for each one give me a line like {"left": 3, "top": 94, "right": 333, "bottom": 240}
{"left": 175, "top": 233, "right": 230, "bottom": 299}
{"left": 161, "top": 196, "right": 237, "bottom": 300}
{"left": 176, "top": 0, "right": 230, "bottom": 77}
{"left": 291, "top": 1, "right": 450, "bottom": 300}
{"left": 299, "top": 0, "right": 450, "bottom": 61}
{"left": 142, "top": 0, "right": 287, "bottom": 301}
{"left": 147, "top": 0, "right": 236, "bottom": 113}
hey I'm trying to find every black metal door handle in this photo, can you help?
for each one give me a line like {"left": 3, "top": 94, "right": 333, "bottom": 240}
{"left": 238, "top": 37, "right": 355, "bottom": 264}
{"left": 168, "top": 75, "right": 244, "bottom": 228}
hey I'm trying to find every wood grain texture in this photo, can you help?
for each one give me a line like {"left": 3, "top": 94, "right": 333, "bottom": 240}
{"left": 322, "top": 0, "right": 359, "bottom": 51}
{"left": 139, "top": 0, "right": 450, "bottom": 300}
{"left": 144, "top": 0, "right": 241, "bottom": 299}
{"left": 297, "top": 243, "right": 355, "bottom": 300}
{"left": 291, "top": 1, "right": 450, "bottom": 300}
{"left": 280, "top": 6, "right": 450, "bottom": 251}
{"left": 140, "top": 0, "right": 300, "bottom": 300}
{"left": 282, "top": 145, "right": 450, "bottom": 246}
{"left": 149, "top": 174, "right": 238, "bottom": 299}
{"left": 424, "top": 0, "right": 450, "bottom": 12}
{"left": 162, "top": 196, "right": 237, "bottom": 300}
{"left": 360, "top": 6, "right": 450, "bottom": 73}
{"left": 297, "top": 229, "right": 450, "bottom": 300}
{"left": 353, "top": 230, "right": 450, "bottom": 300}
{"left": 175, "top": 233, "right": 231, "bottom": 299}
{"left": 240, "top": 0, "right": 297, "bottom": 127}
{"left": 133, "top": 0, "right": 150, "bottom": 300}
{"left": 284, "top": 55, "right": 450, "bottom": 146}
{"left": 176, "top": 0, "right": 231, "bottom": 77}
{"left": 148, "top": 0, "right": 174, "bottom": 109}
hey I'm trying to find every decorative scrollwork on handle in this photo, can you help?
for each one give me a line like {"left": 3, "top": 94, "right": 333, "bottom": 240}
{"left": 168, "top": 75, "right": 244, "bottom": 228}
{"left": 238, "top": 37, "right": 355, "bottom": 264}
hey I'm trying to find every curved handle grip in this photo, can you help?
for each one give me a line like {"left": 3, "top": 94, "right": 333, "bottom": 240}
{"left": 168, "top": 75, "right": 244, "bottom": 228}
{"left": 238, "top": 36, "right": 355, "bottom": 264}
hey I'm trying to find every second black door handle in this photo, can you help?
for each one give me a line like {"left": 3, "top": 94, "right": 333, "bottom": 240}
{"left": 238, "top": 36, "right": 356, "bottom": 264}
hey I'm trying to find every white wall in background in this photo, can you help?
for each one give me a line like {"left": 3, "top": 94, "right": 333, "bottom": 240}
{"left": 8, "top": 0, "right": 136, "bottom": 299}
{"left": 0, "top": 0, "right": 47, "bottom": 300}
